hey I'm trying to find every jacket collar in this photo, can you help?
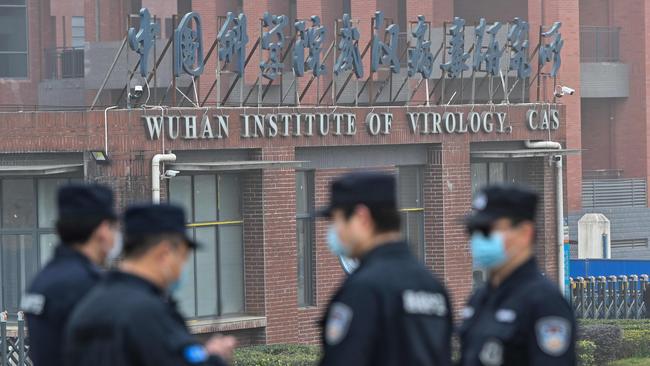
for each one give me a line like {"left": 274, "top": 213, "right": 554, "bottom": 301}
{"left": 54, "top": 244, "right": 102, "bottom": 277}
{"left": 359, "top": 240, "right": 411, "bottom": 267}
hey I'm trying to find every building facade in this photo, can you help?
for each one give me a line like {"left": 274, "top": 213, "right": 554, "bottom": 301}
{"left": 0, "top": 0, "right": 590, "bottom": 344}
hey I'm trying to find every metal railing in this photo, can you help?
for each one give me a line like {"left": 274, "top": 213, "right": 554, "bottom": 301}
{"left": 0, "top": 311, "right": 31, "bottom": 366}
{"left": 580, "top": 26, "right": 620, "bottom": 63}
{"left": 44, "top": 47, "right": 85, "bottom": 80}
{"left": 571, "top": 275, "right": 649, "bottom": 319}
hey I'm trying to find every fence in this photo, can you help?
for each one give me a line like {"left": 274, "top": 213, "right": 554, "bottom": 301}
{"left": 571, "top": 275, "right": 649, "bottom": 319}
{"left": 0, "top": 311, "right": 31, "bottom": 366}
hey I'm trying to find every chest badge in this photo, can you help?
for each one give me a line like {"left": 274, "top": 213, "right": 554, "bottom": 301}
{"left": 535, "top": 316, "right": 571, "bottom": 356}
{"left": 494, "top": 309, "right": 516, "bottom": 323}
{"left": 479, "top": 338, "right": 503, "bottom": 366}
{"left": 325, "top": 302, "right": 353, "bottom": 346}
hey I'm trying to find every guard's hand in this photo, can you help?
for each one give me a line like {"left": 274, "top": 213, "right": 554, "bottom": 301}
{"left": 205, "top": 335, "right": 237, "bottom": 361}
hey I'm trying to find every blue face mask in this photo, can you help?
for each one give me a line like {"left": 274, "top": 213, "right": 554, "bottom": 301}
{"left": 327, "top": 226, "right": 350, "bottom": 257}
{"left": 168, "top": 267, "right": 188, "bottom": 295}
{"left": 470, "top": 231, "right": 508, "bottom": 270}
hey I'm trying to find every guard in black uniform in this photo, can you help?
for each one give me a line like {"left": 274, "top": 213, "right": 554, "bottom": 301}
{"left": 317, "top": 172, "right": 452, "bottom": 366}
{"left": 64, "top": 204, "right": 236, "bottom": 366}
{"left": 23, "top": 184, "right": 118, "bottom": 366}
{"left": 459, "top": 185, "right": 576, "bottom": 366}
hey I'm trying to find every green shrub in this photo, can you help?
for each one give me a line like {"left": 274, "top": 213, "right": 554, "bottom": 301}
{"left": 579, "top": 320, "right": 650, "bottom": 360}
{"left": 577, "top": 340, "right": 597, "bottom": 366}
{"left": 579, "top": 324, "right": 623, "bottom": 364}
{"left": 619, "top": 328, "right": 650, "bottom": 359}
{"left": 233, "top": 344, "right": 320, "bottom": 366}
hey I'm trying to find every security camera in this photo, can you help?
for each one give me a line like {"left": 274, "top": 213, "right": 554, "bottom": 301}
{"left": 554, "top": 85, "right": 575, "bottom": 98}
{"left": 561, "top": 86, "right": 575, "bottom": 95}
{"left": 129, "top": 85, "right": 144, "bottom": 100}
{"left": 162, "top": 170, "right": 180, "bottom": 179}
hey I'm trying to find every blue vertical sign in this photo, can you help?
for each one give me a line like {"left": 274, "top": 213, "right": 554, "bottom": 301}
{"left": 564, "top": 243, "right": 571, "bottom": 299}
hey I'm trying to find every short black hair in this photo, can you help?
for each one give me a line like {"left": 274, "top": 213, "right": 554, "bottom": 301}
{"left": 340, "top": 203, "right": 401, "bottom": 233}
{"left": 122, "top": 232, "right": 187, "bottom": 259}
{"left": 56, "top": 215, "right": 116, "bottom": 246}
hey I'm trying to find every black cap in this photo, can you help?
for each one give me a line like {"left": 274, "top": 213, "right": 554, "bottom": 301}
{"left": 57, "top": 184, "right": 117, "bottom": 221}
{"left": 317, "top": 172, "right": 396, "bottom": 218}
{"left": 465, "top": 184, "right": 539, "bottom": 231}
{"left": 123, "top": 204, "right": 199, "bottom": 250}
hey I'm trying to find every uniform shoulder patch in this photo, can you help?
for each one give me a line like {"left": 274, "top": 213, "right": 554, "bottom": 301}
{"left": 183, "top": 344, "right": 208, "bottom": 364}
{"left": 535, "top": 316, "right": 571, "bottom": 356}
{"left": 21, "top": 293, "right": 46, "bottom": 315}
{"left": 325, "top": 302, "right": 353, "bottom": 346}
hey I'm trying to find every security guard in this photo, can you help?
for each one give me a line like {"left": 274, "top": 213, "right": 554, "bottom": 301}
{"left": 317, "top": 172, "right": 452, "bottom": 366}
{"left": 64, "top": 204, "right": 236, "bottom": 366}
{"left": 459, "top": 185, "right": 576, "bottom": 366}
{"left": 23, "top": 184, "right": 118, "bottom": 366}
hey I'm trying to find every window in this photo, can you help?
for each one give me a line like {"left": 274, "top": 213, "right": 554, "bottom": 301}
{"left": 0, "top": 0, "right": 28, "bottom": 78}
{"left": 296, "top": 171, "right": 315, "bottom": 307}
{"left": 71, "top": 17, "right": 85, "bottom": 48}
{"left": 0, "top": 177, "right": 78, "bottom": 314}
{"left": 398, "top": 166, "right": 425, "bottom": 261}
{"left": 169, "top": 173, "right": 245, "bottom": 318}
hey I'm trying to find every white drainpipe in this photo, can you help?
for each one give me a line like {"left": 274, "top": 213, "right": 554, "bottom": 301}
{"left": 525, "top": 140, "right": 565, "bottom": 295}
{"left": 152, "top": 153, "right": 176, "bottom": 203}
{"left": 524, "top": 139, "right": 562, "bottom": 150}
{"left": 104, "top": 106, "right": 118, "bottom": 157}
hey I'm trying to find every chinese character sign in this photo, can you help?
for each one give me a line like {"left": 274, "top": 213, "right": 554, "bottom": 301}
{"left": 217, "top": 12, "right": 248, "bottom": 76}
{"left": 294, "top": 16, "right": 327, "bottom": 77}
{"left": 473, "top": 18, "right": 504, "bottom": 76}
{"left": 440, "top": 17, "right": 470, "bottom": 78}
{"left": 128, "top": 8, "right": 160, "bottom": 77}
{"left": 408, "top": 15, "right": 433, "bottom": 79}
{"left": 507, "top": 17, "right": 531, "bottom": 79}
{"left": 260, "top": 12, "right": 288, "bottom": 81}
{"left": 174, "top": 12, "right": 204, "bottom": 77}
{"left": 371, "top": 11, "right": 400, "bottom": 73}
{"left": 334, "top": 14, "right": 364, "bottom": 79}
{"left": 539, "top": 22, "right": 563, "bottom": 77}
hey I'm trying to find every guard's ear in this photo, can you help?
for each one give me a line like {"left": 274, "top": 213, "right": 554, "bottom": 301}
{"left": 352, "top": 204, "right": 373, "bottom": 228}
{"left": 517, "top": 220, "right": 536, "bottom": 245}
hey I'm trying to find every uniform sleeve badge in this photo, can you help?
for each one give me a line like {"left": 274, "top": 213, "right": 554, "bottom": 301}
{"left": 535, "top": 316, "right": 571, "bottom": 356}
{"left": 183, "top": 344, "right": 208, "bottom": 364}
{"left": 325, "top": 302, "right": 353, "bottom": 346}
{"left": 479, "top": 338, "right": 504, "bottom": 366}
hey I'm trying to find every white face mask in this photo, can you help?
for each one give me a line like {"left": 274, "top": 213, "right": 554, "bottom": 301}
{"left": 106, "top": 231, "right": 123, "bottom": 265}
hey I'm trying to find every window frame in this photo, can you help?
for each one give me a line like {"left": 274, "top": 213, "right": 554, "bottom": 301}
{"left": 295, "top": 170, "right": 315, "bottom": 307}
{"left": 71, "top": 16, "right": 85, "bottom": 49}
{"left": 0, "top": 176, "right": 79, "bottom": 313}
{"left": 0, "top": 0, "right": 29, "bottom": 79}
{"left": 397, "top": 165, "right": 425, "bottom": 262}
{"left": 168, "top": 173, "right": 246, "bottom": 319}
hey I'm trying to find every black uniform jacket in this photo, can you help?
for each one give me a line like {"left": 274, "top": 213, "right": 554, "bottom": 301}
{"left": 24, "top": 245, "right": 102, "bottom": 366}
{"left": 320, "top": 241, "right": 452, "bottom": 366}
{"left": 459, "top": 258, "right": 576, "bottom": 366}
{"left": 64, "top": 271, "right": 226, "bottom": 366}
